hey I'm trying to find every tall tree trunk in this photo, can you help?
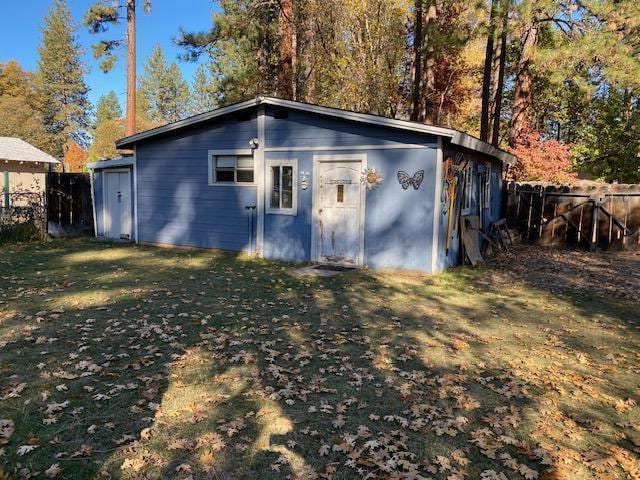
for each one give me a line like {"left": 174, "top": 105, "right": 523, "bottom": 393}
{"left": 301, "top": 13, "right": 316, "bottom": 103}
{"left": 125, "top": 0, "right": 136, "bottom": 136}
{"left": 420, "top": 1, "right": 437, "bottom": 124}
{"left": 491, "top": 0, "right": 509, "bottom": 146}
{"left": 480, "top": 0, "right": 498, "bottom": 142}
{"left": 277, "top": 0, "right": 296, "bottom": 99}
{"left": 510, "top": 21, "right": 538, "bottom": 146}
{"left": 410, "top": 0, "right": 423, "bottom": 121}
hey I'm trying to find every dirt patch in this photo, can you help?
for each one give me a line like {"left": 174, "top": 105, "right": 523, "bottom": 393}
{"left": 486, "top": 245, "right": 640, "bottom": 301}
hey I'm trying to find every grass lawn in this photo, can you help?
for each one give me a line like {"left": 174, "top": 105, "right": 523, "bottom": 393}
{"left": 1, "top": 238, "right": 639, "bottom": 479}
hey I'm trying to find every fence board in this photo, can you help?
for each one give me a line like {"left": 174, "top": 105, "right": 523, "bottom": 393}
{"left": 46, "top": 172, "right": 94, "bottom": 235}
{"left": 504, "top": 182, "right": 640, "bottom": 251}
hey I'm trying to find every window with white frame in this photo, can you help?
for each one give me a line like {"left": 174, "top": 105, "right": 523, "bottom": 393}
{"left": 462, "top": 163, "right": 472, "bottom": 214}
{"left": 267, "top": 159, "right": 297, "bottom": 215}
{"left": 209, "top": 152, "right": 254, "bottom": 184}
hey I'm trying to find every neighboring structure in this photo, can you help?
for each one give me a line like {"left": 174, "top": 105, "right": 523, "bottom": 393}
{"left": 0, "top": 137, "right": 59, "bottom": 208}
{"left": 87, "top": 157, "right": 134, "bottom": 241}
{"left": 89, "top": 97, "right": 516, "bottom": 273}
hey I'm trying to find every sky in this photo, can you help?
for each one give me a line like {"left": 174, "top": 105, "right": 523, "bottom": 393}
{"left": 0, "top": 0, "right": 218, "bottom": 109}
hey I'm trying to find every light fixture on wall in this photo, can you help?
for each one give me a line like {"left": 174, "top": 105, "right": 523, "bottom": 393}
{"left": 300, "top": 171, "right": 309, "bottom": 190}
{"left": 249, "top": 138, "right": 259, "bottom": 149}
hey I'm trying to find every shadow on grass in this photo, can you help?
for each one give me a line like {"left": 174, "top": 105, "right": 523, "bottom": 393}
{"left": 0, "top": 238, "right": 638, "bottom": 479}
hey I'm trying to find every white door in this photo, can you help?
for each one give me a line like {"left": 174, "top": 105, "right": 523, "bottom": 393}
{"left": 316, "top": 159, "right": 364, "bottom": 266}
{"left": 105, "top": 171, "right": 131, "bottom": 240}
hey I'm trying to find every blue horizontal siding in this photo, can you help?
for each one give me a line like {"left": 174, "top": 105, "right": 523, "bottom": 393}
{"left": 265, "top": 107, "right": 438, "bottom": 149}
{"left": 263, "top": 152, "right": 313, "bottom": 262}
{"left": 364, "top": 149, "right": 436, "bottom": 271}
{"left": 135, "top": 112, "right": 258, "bottom": 251}
{"left": 263, "top": 147, "right": 437, "bottom": 271}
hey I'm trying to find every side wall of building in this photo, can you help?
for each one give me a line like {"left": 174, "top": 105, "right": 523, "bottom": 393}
{"left": 263, "top": 107, "right": 439, "bottom": 272}
{"left": 134, "top": 110, "right": 259, "bottom": 251}
{"left": 435, "top": 145, "right": 504, "bottom": 271}
{"left": 0, "top": 161, "right": 47, "bottom": 207}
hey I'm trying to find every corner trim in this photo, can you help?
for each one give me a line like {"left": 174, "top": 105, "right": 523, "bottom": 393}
{"left": 431, "top": 137, "right": 444, "bottom": 273}
{"left": 256, "top": 105, "right": 266, "bottom": 256}
{"left": 264, "top": 144, "right": 430, "bottom": 152}
{"left": 133, "top": 147, "right": 138, "bottom": 243}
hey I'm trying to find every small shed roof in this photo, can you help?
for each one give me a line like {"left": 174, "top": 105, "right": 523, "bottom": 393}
{"left": 86, "top": 157, "right": 134, "bottom": 170}
{"left": 115, "top": 96, "right": 518, "bottom": 165}
{"left": 0, "top": 137, "right": 59, "bottom": 164}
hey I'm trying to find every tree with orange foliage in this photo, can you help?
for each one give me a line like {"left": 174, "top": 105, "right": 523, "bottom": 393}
{"left": 63, "top": 140, "right": 88, "bottom": 172}
{"left": 508, "top": 128, "right": 575, "bottom": 184}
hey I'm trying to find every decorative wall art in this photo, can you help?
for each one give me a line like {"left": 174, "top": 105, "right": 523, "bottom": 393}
{"left": 361, "top": 167, "right": 384, "bottom": 190}
{"left": 397, "top": 170, "right": 424, "bottom": 190}
{"left": 441, "top": 152, "right": 468, "bottom": 254}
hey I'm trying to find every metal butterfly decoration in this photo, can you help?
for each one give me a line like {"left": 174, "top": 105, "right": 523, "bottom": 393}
{"left": 397, "top": 170, "right": 424, "bottom": 190}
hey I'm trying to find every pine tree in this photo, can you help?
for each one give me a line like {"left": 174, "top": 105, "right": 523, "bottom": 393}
{"left": 139, "top": 44, "right": 191, "bottom": 124}
{"left": 85, "top": 0, "right": 152, "bottom": 136}
{"left": 88, "top": 91, "right": 124, "bottom": 161}
{"left": 38, "top": 0, "right": 90, "bottom": 157}
{"left": 88, "top": 119, "right": 124, "bottom": 161}
{"left": 95, "top": 91, "right": 122, "bottom": 126}
{"left": 191, "top": 64, "right": 218, "bottom": 114}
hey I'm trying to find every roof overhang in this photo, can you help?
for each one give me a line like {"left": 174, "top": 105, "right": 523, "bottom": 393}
{"left": 115, "top": 96, "right": 517, "bottom": 165}
{"left": 86, "top": 157, "right": 134, "bottom": 170}
{"left": 0, "top": 137, "right": 60, "bottom": 164}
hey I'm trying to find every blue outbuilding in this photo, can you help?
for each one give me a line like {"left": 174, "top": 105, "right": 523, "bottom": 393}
{"left": 88, "top": 97, "right": 517, "bottom": 273}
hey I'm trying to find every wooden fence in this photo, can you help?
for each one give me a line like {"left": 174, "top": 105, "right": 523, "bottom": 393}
{"left": 504, "top": 182, "right": 640, "bottom": 250}
{"left": 46, "top": 172, "right": 94, "bottom": 235}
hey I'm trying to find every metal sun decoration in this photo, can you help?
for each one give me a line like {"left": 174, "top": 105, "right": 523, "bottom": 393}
{"left": 362, "top": 167, "right": 384, "bottom": 190}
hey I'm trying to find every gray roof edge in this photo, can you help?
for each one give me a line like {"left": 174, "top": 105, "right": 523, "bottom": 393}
{"left": 0, "top": 137, "right": 60, "bottom": 164}
{"left": 87, "top": 157, "right": 134, "bottom": 170}
{"left": 450, "top": 132, "right": 518, "bottom": 166}
{"left": 261, "top": 97, "right": 456, "bottom": 138}
{"left": 115, "top": 97, "right": 517, "bottom": 164}
{"left": 115, "top": 98, "right": 262, "bottom": 148}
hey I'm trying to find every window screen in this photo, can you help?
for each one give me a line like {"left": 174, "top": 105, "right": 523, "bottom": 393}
{"left": 213, "top": 155, "right": 254, "bottom": 184}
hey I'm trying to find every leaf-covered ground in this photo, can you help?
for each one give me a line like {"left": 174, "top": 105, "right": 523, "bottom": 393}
{"left": 0, "top": 239, "right": 639, "bottom": 480}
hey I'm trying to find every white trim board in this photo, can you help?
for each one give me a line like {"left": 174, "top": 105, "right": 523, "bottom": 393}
{"left": 133, "top": 147, "right": 138, "bottom": 243}
{"left": 431, "top": 137, "right": 444, "bottom": 273}
{"left": 264, "top": 144, "right": 430, "bottom": 152}
{"left": 256, "top": 105, "right": 266, "bottom": 257}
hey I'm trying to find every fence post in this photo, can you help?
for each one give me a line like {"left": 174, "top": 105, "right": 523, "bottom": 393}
{"left": 590, "top": 199, "right": 599, "bottom": 251}
{"left": 3, "top": 171, "right": 9, "bottom": 208}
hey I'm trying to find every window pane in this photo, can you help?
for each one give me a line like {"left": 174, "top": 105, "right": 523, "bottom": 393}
{"left": 216, "top": 169, "right": 235, "bottom": 182}
{"left": 270, "top": 166, "right": 280, "bottom": 208}
{"left": 337, "top": 184, "right": 344, "bottom": 203}
{"left": 236, "top": 156, "right": 254, "bottom": 169}
{"left": 216, "top": 156, "right": 235, "bottom": 168}
{"left": 236, "top": 169, "right": 254, "bottom": 183}
{"left": 282, "top": 166, "right": 293, "bottom": 208}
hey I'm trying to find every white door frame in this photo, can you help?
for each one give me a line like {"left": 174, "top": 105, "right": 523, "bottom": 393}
{"left": 311, "top": 154, "right": 367, "bottom": 267}
{"left": 102, "top": 168, "right": 132, "bottom": 240}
